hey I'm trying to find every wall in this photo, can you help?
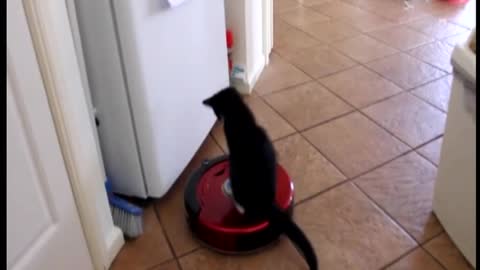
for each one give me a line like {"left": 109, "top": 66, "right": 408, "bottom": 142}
{"left": 224, "top": 0, "right": 271, "bottom": 94}
{"left": 246, "top": 0, "right": 265, "bottom": 86}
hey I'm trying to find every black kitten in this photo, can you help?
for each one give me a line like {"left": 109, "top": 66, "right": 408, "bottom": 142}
{"left": 203, "top": 87, "right": 318, "bottom": 270}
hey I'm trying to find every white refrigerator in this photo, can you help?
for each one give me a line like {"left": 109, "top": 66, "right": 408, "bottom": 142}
{"left": 73, "top": 0, "right": 229, "bottom": 198}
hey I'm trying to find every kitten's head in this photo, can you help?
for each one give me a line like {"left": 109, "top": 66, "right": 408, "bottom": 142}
{"left": 202, "top": 87, "right": 242, "bottom": 119}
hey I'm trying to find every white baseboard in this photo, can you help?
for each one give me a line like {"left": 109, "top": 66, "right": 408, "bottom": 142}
{"left": 105, "top": 227, "right": 125, "bottom": 268}
{"left": 234, "top": 53, "right": 267, "bottom": 96}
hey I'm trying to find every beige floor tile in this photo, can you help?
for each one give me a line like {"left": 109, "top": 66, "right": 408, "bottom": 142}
{"left": 355, "top": 152, "right": 443, "bottom": 243}
{"left": 245, "top": 97, "right": 297, "bottom": 139}
{"left": 110, "top": 206, "right": 174, "bottom": 270}
{"left": 254, "top": 53, "right": 312, "bottom": 95}
{"left": 279, "top": 6, "right": 330, "bottom": 28}
{"left": 294, "top": 183, "right": 416, "bottom": 270}
{"left": 319, "top": 66, "right": 403, "bottom": 108}
{"left": 296, "top": 0, "right": 336, "bottom": 7}
{"left": 303, "top": 112, "right": 409, "bottom": 177}
{"left": 364, "top": 0, "right": 429, "bottom": 24}
{"left": 150, "top": 260, "right": 180, "bottom": 270}
{"left": 362, "top": 93, "right": 446, "bottom": 147}
{"left": 385, "top": 248, "right": 444, "bottom": 270}
{"left": 333, "top": 34, "right": 398, "bottom": 63}
{"left": 368, "top": 25, "right": 434, "bottom": 51}
{"left": 179, "top": 239, "right": 308, "bottom": 270}
{"left": 274, "top": 0, "right": 303, "bottom": 13}
{"left": 274, "top": 134, "right": 346, "bottom": 201}
{"left": 407, "top": 16, "right": 470, "bottom": 39}
{"left": 366, "top": 53, "right": 446, "bottom": 89}
{"left": 414, "top": 0, "right": 465, "bottom": 17}
{"left": 264, "top": 81, "right": 353, "bottom": 130}
{"left": 154, "top": 136, "right": 224, "bottom": 256}
{"left": 310, "top": 1, "right": 369, "bottom": 19}
{"left": 411, "top": 75, "right": 453, "bottom": 112}
{"left": 416, "top": 0, "right": 477, "bottom": 30}
{"left": 442, "top": 32, "right": 471, "bottom": 47}
{"left": 417, "top": 137, "right": 443, "bottom": 166}
{"left": 448, "top": 5, "right": 476, "bottom": 30}
{"left": 274, "top": 17, "right": 297, "bottom": 34}
{"left": 424, "top": 233, "right": 474, "bottom": 270}
{"left": 283, "top": 45, "right": 357, "bottom": 78}
{"left": 340, "top": 0, "right": 386, "bottom": 9}
{"left": 300, "top": 21, "right": 361, "bottom": 43}
{"left": 210, "top": 121, "right": 228, "bottom": 153}
{"left": 408, "top": 41, "right": 455, "bottom": 73}
{"left": 273, "top": 23, "right": 323, "bottom": 57}
{"left": 338, "top": 12, "right": 397, "bottom": 32}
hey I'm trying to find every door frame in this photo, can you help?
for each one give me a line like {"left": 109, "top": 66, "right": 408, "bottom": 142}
{"left": 20, "top": 0, "right": 124, "bottom": 269}
{"left": 262, "top": 0, "right": 273, "bottom": 65}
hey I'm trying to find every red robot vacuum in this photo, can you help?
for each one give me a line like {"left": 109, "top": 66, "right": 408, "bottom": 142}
{"left": 184, "top": 155, "right": 294, "bottom": 254}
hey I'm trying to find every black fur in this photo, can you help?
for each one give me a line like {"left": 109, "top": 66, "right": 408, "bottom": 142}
{"left": 203, "top": 87, "right": 318, "bottom": 270}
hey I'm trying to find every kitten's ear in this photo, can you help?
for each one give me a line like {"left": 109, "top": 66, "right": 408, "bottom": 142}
{"left": 202, "top": 97, "right": 212, "bottom": 107}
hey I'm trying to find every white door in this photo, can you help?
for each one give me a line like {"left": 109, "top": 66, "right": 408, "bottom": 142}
{"left": 7, "top": 0, "right": 94, "bottom": 269}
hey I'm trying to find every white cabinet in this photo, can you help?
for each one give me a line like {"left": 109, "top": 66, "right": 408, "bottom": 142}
{"left": 434, "top": 28, "right": 476, "bottom": 268}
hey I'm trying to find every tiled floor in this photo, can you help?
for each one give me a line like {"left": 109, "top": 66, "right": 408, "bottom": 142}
{"left": 110, "top": 0, "right": 475, "bottom": 269}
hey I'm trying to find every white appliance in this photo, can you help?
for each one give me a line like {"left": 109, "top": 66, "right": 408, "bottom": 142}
{"left": 434, "top": 29, "right": 476, "bottom": 267}
{"left": 73, "top": 0, "right": 229, "bottom": 198}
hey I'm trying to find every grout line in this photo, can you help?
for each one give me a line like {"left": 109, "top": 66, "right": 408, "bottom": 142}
{"left": 177, "top": 247, "right": 204, "bottom": 259}
{"left": 256, "top": 92, "right": 350, "bottom": 177}
{"left": 175, "top": 259, "right": 183, "bottom": 270}
{"left": 421, "top": 230, "right": 445, "bottom": 246}
{"left": 153, "top": 204, "right": 182, "bottom": 260}
{"left": 274, "top": 4, "right": 455, "bottom": 92}
{"left": 293, "top": 178, "right": 351, "bottom": 206}
{"left": 421, "top": 231, "right": 474, "bottom": 269}
{"left": 405, "top": 73, "right": 453, "bottom": 92}
{"left": 413, "top": 135, "right": 444, "bottom": 167}
{"left": 208, "top": 133, "right": 226, "bottom": 154}
{"left": 412, "top": 134, "right": 444, "bottom": 151}
{"left": 408, "top": 90, "right": 447, "bottom": 112}
{"left": 294, "top": 109, "right": 356, "bottom": 133}
{"left": 409, "top": 85, "right": 450, "bottom": 113}
{"left": 295, "top": 131, "right": 443, "bottom": 207}
{"left": 415, "top": 150, "right": 439, "bottom": 168}
{"left": 271, "top": 130, "right": 301, "bottom": 144}
{"left": 378, "top": 246, "right": 419, "bottom": 270}
{"left": 256, "top": 76, "right": 315, "bottom": 98}
{"left": 352, "top": 181, "right": 422, "bottom": 244}
{"left": 145, "top": 258, "right": 178, "bottom": 270}
{"left": 268, "top": 25, "right": 415, "bottom": 103}
{"left": 257, "top": 80, "right": 314, "bottom": 99}
{"left": 294, "top": 148, "right": 414, "bottom": 206}
{"left": 298, "top": 69, "right": 417, "bottom": 149}
{"left": 313, "top": 71, "right": 447, "bottom": 152}
{"left": 420, "top": 245, "right": 450, "bottom": 270}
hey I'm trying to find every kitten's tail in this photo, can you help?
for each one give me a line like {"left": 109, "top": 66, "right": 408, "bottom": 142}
{"left": 270, "top": 206, "right": 318, "bottom": 270}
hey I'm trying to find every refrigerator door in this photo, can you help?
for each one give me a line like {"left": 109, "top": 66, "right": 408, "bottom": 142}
{"left": 112, "top": 0, "right": 229, "bottom": 197}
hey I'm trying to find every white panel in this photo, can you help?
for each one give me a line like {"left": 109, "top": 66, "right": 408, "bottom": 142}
{"left": 113, "top": 0, "right": 229, "bottom": 197}
{"left": 7, "top": 79, "right": 54, "bottom": 269}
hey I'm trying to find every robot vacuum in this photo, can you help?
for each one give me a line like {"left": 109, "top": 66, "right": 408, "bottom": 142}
{"left": 184, "top": 155, "right": 294, "bottom": 254}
